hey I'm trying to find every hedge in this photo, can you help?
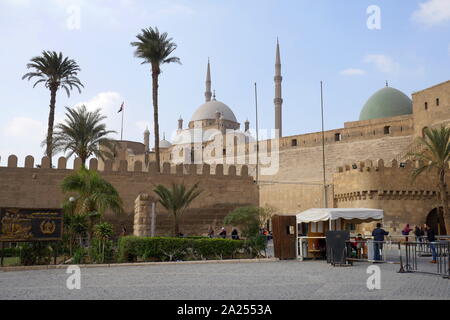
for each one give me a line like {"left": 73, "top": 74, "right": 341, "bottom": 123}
{"left": 0, "top": 247, "right": 21, "bottom": 258}
{"left": 118, "top": 237, "right": 246, "bottom": 262}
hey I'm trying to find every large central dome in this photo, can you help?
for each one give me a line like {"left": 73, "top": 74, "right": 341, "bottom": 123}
{"left": 359, "top": 87, "right": 413, "bottom": 121}
{"left": 191, "top": 99, "right": 238, "bottom": 123}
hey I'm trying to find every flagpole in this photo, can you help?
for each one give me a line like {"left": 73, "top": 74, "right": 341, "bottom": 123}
{"left": 121, "top": 102, "right": 124, "bottom": 141}
{"left": 255, "top": 82, "right": 260, "bottom": 185}
{"left": 321, "top": 81, "right": 328, "bottom": 209}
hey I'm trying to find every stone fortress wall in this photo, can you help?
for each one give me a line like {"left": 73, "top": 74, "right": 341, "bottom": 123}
{"left": 0, "top": 155, "right": 258, "bottom": 236}
{"left": 333, "top": 159, "right": 443, "bottom": 234}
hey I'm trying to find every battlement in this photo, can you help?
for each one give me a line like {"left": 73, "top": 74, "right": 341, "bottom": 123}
{"left": 333, "top": 158, "right": 443, "bottom": 201}
{"left": 0, "top": 155, "right": 251, "bottom": 179}
{"left": 335, "top": 159, "right": 422, "bottom": 174}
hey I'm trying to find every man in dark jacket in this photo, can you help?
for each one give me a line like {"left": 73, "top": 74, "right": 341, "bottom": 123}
{"left": 425, "top": 224, "right": 437, "bottom": 263}
{"left": 372, "top": 223, "right": 389, "bottom": 261}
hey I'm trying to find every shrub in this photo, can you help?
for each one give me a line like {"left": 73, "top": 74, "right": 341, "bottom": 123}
{"left": 72, "top": 247, "right": 87, "bottom": 264}
{"left": 118, "top": 237, "right": 246, "bottom": 263}
{"left": 224, "top": 206, "right": 261, "bottom": 238}
{"left": 192, "top": 239, "right": 243, "bottom": 260}
{"left": 89, "top": 238, "right": 115, "bottom": 264}
{"left": 0, "top": 247, "right": 20, "bottom": 258}
{"left": 244, "top": 235, "right": 268, "bottom": 258}
{"left": 19, "top": 243, "right": 52, "bottom": 266}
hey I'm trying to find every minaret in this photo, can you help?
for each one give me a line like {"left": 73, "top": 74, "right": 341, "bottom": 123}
{"left": 274, "top": 38, "right": 283, "bottom": 138}
{"left": 245, "top": 119, "right": 250, "bottom": 132}
{"left": 144, "top": 127, "right": 150, "bottom": 153}
{"left": 205, "top": 59, "right": 212, "bottom": 102}
{"left": 178, "top": 117, "right": 183, "bottom": 132}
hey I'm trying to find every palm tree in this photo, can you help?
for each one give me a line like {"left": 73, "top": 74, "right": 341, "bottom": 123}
{"left": 154, "top": 183, "right": 202, "bottom": 236}
{"left": 408, "top": 126, "right": 450, "bottom": 234}
{"left": 63, "top": 211, "right": 89, "bottom": 256}
{"left": 131, "top": 27, "right": 181, "bottom": 172}
{"left": 22, "top": 51, "right": 83, "bottom": 166}
{"left": 52, "top": 105, "right": 116, "bottom": 166}
{"left": 94, "top": 222, "right": 114, "bottom": 263}
{"left": 62, "top": 167, "right": 123, "bottom": 240}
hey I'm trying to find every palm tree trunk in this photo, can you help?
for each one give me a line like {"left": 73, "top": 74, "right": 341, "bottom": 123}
{"left": 47, "top": 87, "right": 57, "bottom": 167}
{"left": 174, "top": 213, "right": 180, "bottom": 236}
{"left": 439, "top": 169, "right": 450, "bottom": 235}
{"left": 152, "top": 67, "right": 161, "bottom": 173}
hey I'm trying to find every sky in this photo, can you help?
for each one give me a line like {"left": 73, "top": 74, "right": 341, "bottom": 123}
{"left": 1, "top": 0, "right": 450, "bottom": 165}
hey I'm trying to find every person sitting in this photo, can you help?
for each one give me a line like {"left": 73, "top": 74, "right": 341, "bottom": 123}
{"left": 231, "top": 229, "right": 240, "bottom": 240}
{"left": 355, "top": 234, "right": 366, "bottom": 259}
{"left": 219, "top": 227, "right": 227, "bottom": 239}
{"left": 402, "top": 224, "right": 413, "bottom": 242}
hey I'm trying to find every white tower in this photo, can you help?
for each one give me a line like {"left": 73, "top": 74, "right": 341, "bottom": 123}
{"left": 144, "top": 127, "right": 150, "bottom": 153}
{"left": 274, "top": 39, "right": 283, "bottom": 138}
{"left": 205, "top": 59, "right": 212, "bottom": 102}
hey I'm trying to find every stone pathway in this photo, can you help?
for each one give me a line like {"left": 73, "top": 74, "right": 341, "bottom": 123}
{"left": 0, "top": 260, "right": 448, "bottom": 300}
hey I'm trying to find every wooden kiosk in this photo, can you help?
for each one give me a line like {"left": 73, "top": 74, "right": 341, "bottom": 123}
{"left": 272, "top": 209, "right": 384, "bottom": 261}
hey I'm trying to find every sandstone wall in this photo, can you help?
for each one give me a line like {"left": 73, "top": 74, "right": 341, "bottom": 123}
{"left": 412, "top": 80, "right": 450, "bottom": 137}
{"left": 333, "top": 160, "right": 443, "bottom": 234}
{"left": 0, "top": 155, "right": 258, "bottom": 236}
{"left": 258, "top": 134, "right": 414, "bottom": 214}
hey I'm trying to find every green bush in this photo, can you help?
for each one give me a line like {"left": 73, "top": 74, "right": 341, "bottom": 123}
{"left": 192, "top": 239, "right": 243, "bottom": 260}
{"left": 244, "top": 235, "right": 268, "bottom": 258}
{"left": 72, "top": 247, "right": 87, "bottom": 264}
{"left": 118, "top": 237, "right": 246, "bottom": 263}
{"left": 88, "top": 239, "right": 115, "bottom": 264}
{"left": 0, "top": 247, "right": 21, "bottom": 258}
{"left": 19, "top": 243, "right": 52, "bottom": 266}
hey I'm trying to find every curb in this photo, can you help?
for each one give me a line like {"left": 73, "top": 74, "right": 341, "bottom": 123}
{"left": 0, "top": 258, "right": 279, "bottom": 273}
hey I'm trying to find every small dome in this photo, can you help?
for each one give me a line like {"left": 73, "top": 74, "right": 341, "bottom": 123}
{"left": 191, "top": 100, "right": 237, "bottom": 123}
{"left": 359, "top": 87, "right": 412, "bottom": 121}
{"left": 159, "top": 139, "right": 172, "bottom": 148}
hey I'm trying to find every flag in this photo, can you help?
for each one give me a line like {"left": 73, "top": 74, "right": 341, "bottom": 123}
{"left": 118, "top": 102, "right": 124, "bottom": 113}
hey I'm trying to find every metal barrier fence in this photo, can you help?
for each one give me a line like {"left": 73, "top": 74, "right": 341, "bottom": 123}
{"left": 401, "top": 241, "right": 449, "bottom": 278}
{"left": 345, "top": 239, "right": 450, "bottom": 278}
{"left": 345, "top": 240, "right": 401, "bottom": 264}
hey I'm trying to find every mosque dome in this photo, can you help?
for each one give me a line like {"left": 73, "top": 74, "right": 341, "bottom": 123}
{"left": 359, "top": 87, "right": 413, "bottom": 121}
{"left": 159, "top": 139, "right": 172, "bottom": 149}
{"left": 191, "top": 99, "right": 238, "bottom": 123}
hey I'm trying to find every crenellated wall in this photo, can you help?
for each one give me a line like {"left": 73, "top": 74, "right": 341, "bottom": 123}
{"left": 0, "top": 155, "right": 258, "bottom": 236}
{"left": 333, "top": 159, "right": 444, "bottom": 233}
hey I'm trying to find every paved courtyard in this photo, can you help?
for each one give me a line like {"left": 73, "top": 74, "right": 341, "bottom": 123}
{"left": 1, "top": 260, "right": 449, "bottom": 300}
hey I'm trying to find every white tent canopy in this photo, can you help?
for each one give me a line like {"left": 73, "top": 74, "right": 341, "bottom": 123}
{"left": 296, "top": 208, "right": 384, "bottom": 224}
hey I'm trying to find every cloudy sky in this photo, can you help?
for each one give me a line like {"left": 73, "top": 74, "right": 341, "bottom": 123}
{"left": 1, "top": 0, "right": 450, "bottom": 165}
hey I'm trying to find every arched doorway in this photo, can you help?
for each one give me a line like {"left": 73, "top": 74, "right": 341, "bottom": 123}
{"left": 426, "top": 208, "right": 447, "bottom": 235}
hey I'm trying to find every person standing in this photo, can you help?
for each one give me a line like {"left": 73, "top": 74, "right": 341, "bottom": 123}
{"left": 414, "top": 225, "right": 424, "bottom": 242}
{"left": 208, "top": 226, "right": 215, "bottom": 238}
{"left": 121, "top": 225, "right": 127, "bottom": 237}
{"left": 372, "top": 223, "right": 389, "bottom": 261}
{"left": 424, "top": 224, "right": 437, "bottom": 264}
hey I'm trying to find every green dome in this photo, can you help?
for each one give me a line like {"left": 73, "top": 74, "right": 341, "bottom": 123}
{"left": 359, "top": 87, "right": 412, "bottom": 121}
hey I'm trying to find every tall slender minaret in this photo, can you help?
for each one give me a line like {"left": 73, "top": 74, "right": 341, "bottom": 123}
{"left": 274, "top": 39, "right": 283, "bottom": 138}
{"left": 144, "top": 127, "right": 150, "bottom": 153}
{"left": 205, "top": 59, "right": 212, "bottom": 102}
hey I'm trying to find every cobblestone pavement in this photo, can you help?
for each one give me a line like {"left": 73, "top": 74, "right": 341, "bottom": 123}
{"left": 1, "top": 260, "right": 449, "bottom": 300}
